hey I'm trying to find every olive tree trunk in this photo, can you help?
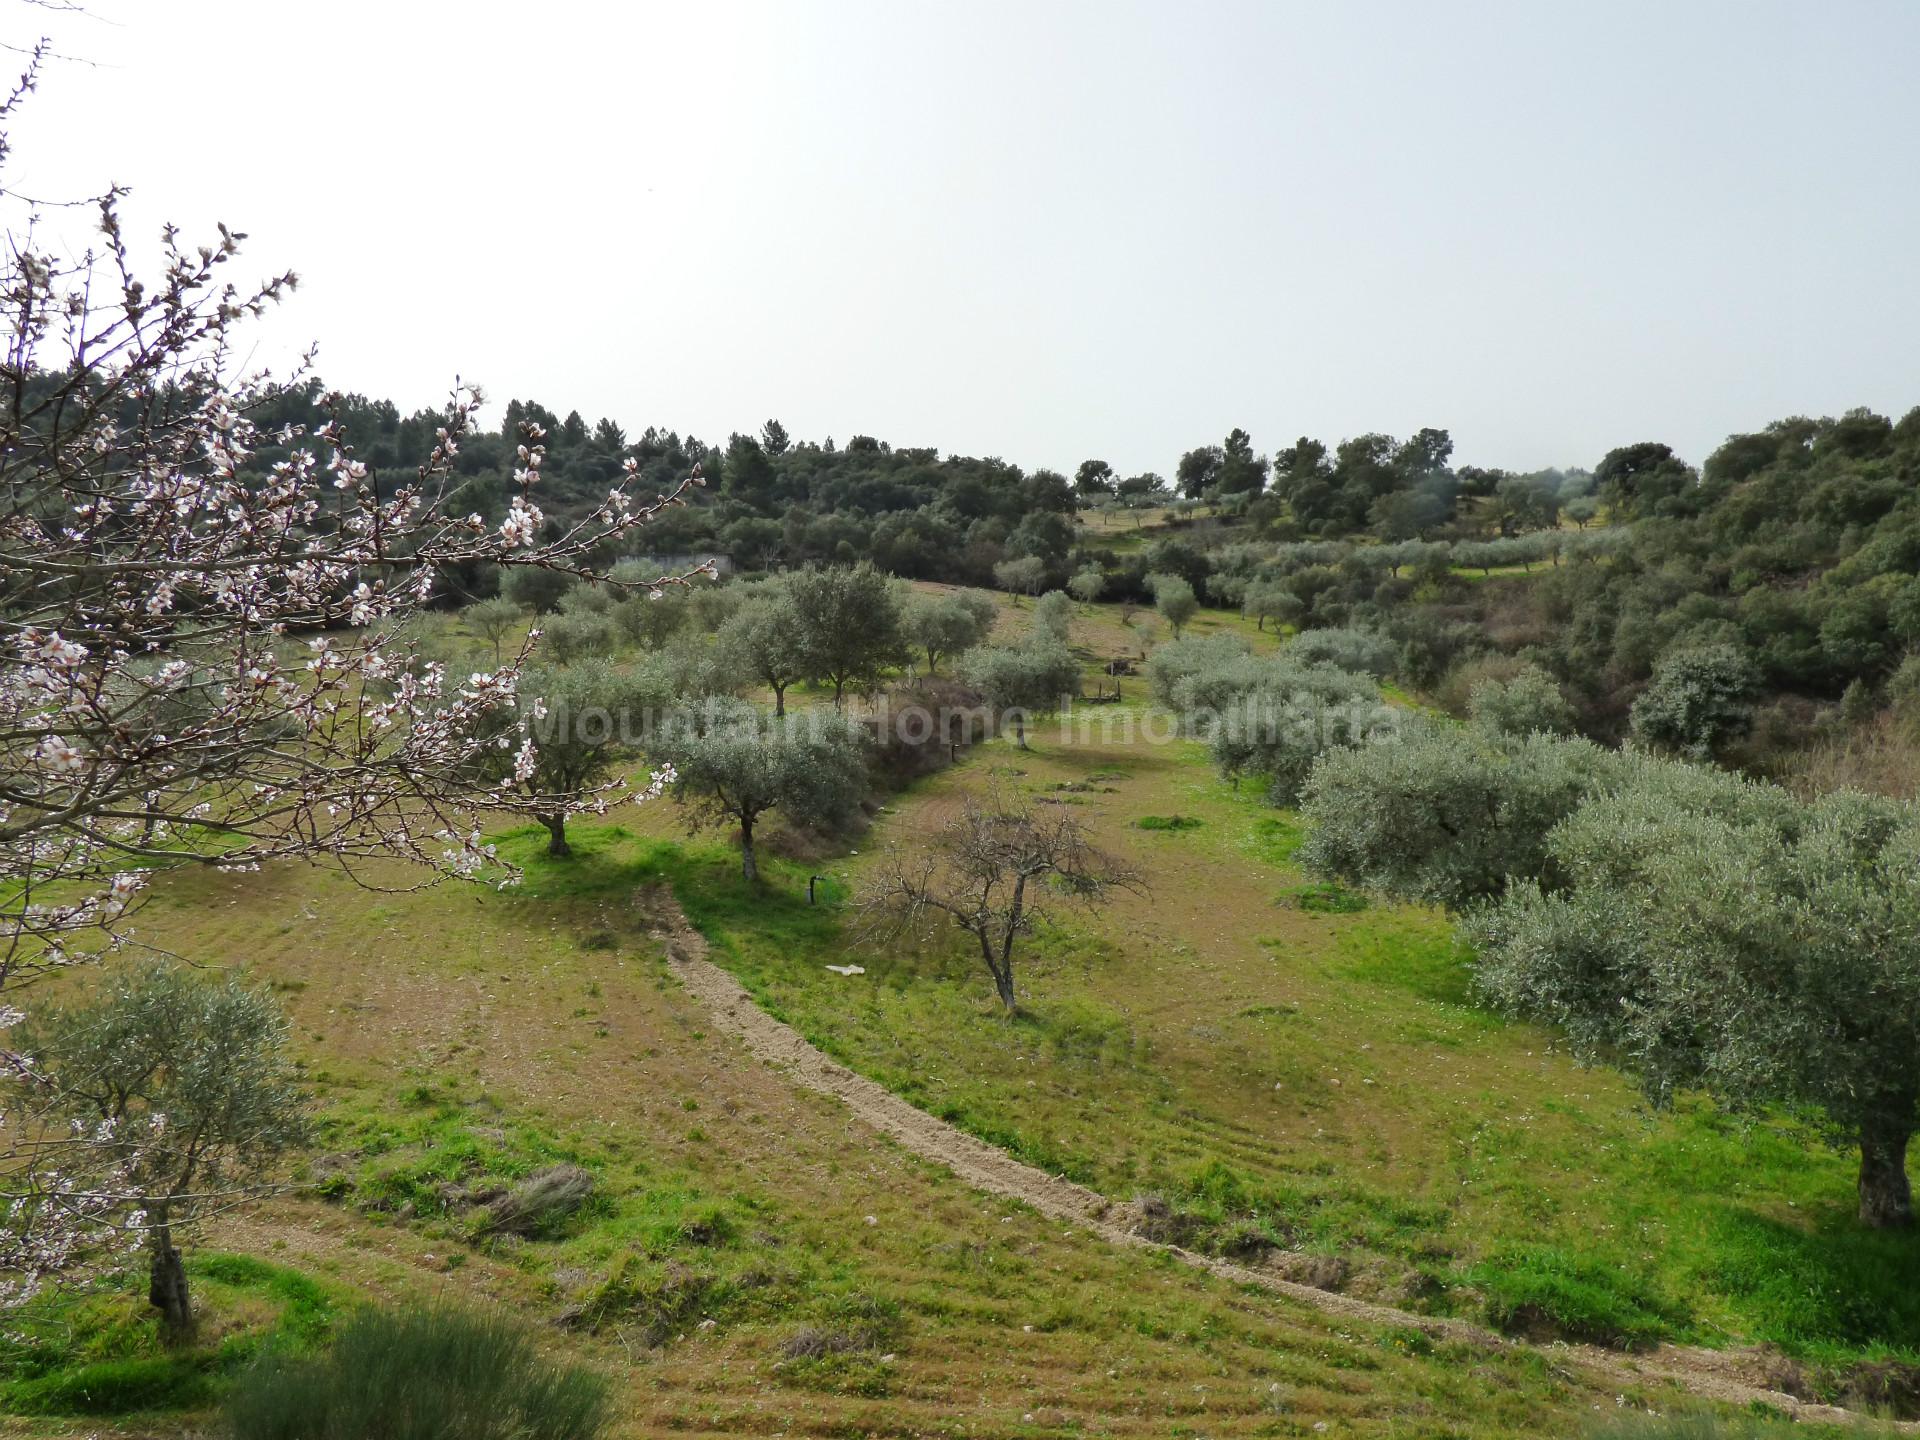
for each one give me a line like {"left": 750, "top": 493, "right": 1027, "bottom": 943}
{"left": 1859, "top": 1120, "right": 1913, "bottom": 1229}
{"left": 739, "top": 814, "right": 758, "bottom": 883}
{"left": 540, "top": 812, "right": 570, "bottom": 857}
{"left": 146, "top": 1204, "right": 194, "bottom": 1343}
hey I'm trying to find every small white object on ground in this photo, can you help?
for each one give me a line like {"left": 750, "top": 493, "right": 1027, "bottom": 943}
{"left": 825, "top": 964, "right": 866, "bottom": 976}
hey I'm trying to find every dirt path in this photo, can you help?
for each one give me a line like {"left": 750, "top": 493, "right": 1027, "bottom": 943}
{"left": 647, "top": 888, "right": 1910, "bottom": 1430}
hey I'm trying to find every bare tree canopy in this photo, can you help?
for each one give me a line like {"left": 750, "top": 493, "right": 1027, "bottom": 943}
{"left": 859, "top": 790, "right": 1143, "bottom": 1012}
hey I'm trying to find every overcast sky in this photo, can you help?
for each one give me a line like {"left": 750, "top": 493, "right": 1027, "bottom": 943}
{"left": 11, "top": 1, "right": 1919, "bottom": 477}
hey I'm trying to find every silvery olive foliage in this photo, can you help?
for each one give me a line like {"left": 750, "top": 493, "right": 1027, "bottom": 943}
{"left": 0, "top": 45, "right": 694, "bottom": 1299}
{"left": 954, "top": 640, "right": 1080, "bottom": 746}
{"left": 1153, "top": 637, "right": 1393, "bottom": 806}
{"left": 1147, "top": 572, "right": 1197, "bottom": 636}
{"left": 1467, "top": 663, "right": 1578, "bottom": 738}
{"left": 716, "top": 587, "right": 807, "bottom": 716}
{"left": 1030, "top": 590, "right": 1073, "bottom": 646}
{"left": 656, "top": 700, "right": 869, "bottom": 882}
{"left": 6, "top": 961, "right": 310, "bottom": 1335}
{"left": 475, "top": 660, "right": 675, "bottom": 857}
{"left": 992, "top": 555, "right": 1047, "bottom": 597}
{"left": 1298, "top": 723, "right": 1617, "bottom": 911}
{"left": 1143, "top": 633, "right": 1251, "bottom": 709}
{"left": 901, "top": 588, "right": 996, "bottom": 676}
{"left": 1467, "top": 779, "right": 1920, "bottom": 1228}
{"left": 1305, "top": 718, "right": 1919, "bottom": 1226}
{"left": 784, "top": 562, "right": 906, "bottom": 706}
{"left": 1282, "top": 625, "right": 1400, "bottom": 679}
{"left": 1066, "top": 567, "right": 1106, "bottom": 605}
{"left": 1208, "top": 692, "right": 1397, "bottom": 807}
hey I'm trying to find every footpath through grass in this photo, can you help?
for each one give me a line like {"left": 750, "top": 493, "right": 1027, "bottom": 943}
{"left": 5, "top": 814, "right": 1642, "bottom": 1439}
{"left": 608, "top": 717, "right": 1920, "bottom": 1380}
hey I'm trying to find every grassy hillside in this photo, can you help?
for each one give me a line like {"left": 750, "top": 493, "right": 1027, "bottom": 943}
{"left": 8, "top": 827, "right": 1620, "bottom": 1438}
{"left": 6, "top": 591, "right": 1910, "bottom": 1437}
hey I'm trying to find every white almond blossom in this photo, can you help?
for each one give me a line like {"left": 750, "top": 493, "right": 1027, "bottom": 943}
{"left": 0, "top": 41, "right": 702, "bottom": 1302}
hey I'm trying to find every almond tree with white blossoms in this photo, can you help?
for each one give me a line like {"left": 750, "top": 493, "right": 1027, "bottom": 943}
{"left": 0, "top": 43, "right": 697, "bottom": 1301}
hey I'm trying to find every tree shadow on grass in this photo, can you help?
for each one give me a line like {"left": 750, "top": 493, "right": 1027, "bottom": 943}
{"left": 1698, "top": 1205, "right": 1920, "bottom": 1354}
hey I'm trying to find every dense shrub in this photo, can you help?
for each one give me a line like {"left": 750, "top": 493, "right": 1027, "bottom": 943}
{"left": 1468, "top": 664, "right": 1578, "bottom": 737}
{"left": 1628, "top": 643, "right": 1758, "bottom": 758}
{"left": 1144, "top": 634, "right": 1250, "bottom": 708}
{"left": 226, "top": 1305, "right": 610, "bottom": 1440}
{"left": 1210, "top": 694, "right": 1397, "bottom": 806}
{"left": 1299, "top": 725, "right": 1618, "bottom": 910}
{"left": 1284, "top": 625, "right": 1398, "bottom": 678}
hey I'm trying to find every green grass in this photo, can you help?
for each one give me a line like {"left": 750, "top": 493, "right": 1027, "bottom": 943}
{"left": 0, "top": 1254, "right": 336, "bottom": 1417}
{"left": 60, "top": 618, "right": 1912, "bottom": 1432}
{"left": 515, "top": 731, "right": 1920, "bottom": 1371}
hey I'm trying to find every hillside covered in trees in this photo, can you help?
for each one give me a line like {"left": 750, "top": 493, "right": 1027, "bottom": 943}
{"left": 260, "top": 385, "right": 1920, "bottom": 756}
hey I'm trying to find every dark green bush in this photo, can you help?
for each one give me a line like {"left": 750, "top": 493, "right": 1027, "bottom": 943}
{"left": 225, "top": 1304, "right": 610, "bottom": 1440}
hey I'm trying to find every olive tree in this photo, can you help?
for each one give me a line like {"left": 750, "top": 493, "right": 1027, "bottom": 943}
{"left": 903, "top": 590, "right": 997, "bottom": 675}
{"left": 1031, "top": 590, "right": 1074, "bottom": 645}
{"left": 1299, "top": 724, "right": 1620, "bottom": 910}
{"left": 1467, "top": 782, "right": 1920, "bottom": 1229}
{"left": 716, "top": 588, "right": 806, "bottom": 716}
{"left": 6, "top": 962, "right": 310, "bottom": 1339}
{"left": 1144, "top": 634, "right": 1251, "bottom": 709}
{"left": 1241, "top": 581, "right": 1301, "bottom": 632}
{"left": 657, "top": 701, "right": 869, "bottom": 882}
{"left": 956, "top": 642, "right": 1082, "bottom": 748}
{"left": 1148, "top": 573, "right": 1198, "bottom": 637}
{"left": 466, "top": 597, "right": 525, "bottom": 663}
{"left": 859, "top": 791, "right": 1144, "bottom": 1012}
{"left": 1468, "top": 664, "right": 1577, "bottom": 738}
{"left": 490, "top": 661, "right": 668, "bottom": 856}
{"left": 1306, "top": 727, "right": 1915, "bottom": 1227}
{"left": 993, "top": 555, "right": 1048, "bottom": 597}
{"left": 786, "top": 563, "right": 906, "bottom": 706}
{"left": 1067, "top": 567, "right": 1107, "bottom": 604}
{"left": 1209, "top": 691, "right": 1398, "bottom": 806}
{"left": 538, "top": 608, "right": 616, "bottom": 665}
{"left": 1284, "top": 625, "right": 1398, "bottom": 678}
{"left": 612, "top": 590, "right": 690, "bottom": 651}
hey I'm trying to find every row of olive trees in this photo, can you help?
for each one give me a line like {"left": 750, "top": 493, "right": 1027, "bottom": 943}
{"left": 1146, "top": 631, "right": 1397, "bottom": 803}
{"left": 1299, "top": 721, "right": 1919, "bottom": 1230}
{"left": 468, "top": 570, "right": 1010, "bottom": 866}
{"left": 474, "top": 564, "right": 1005, "bottom": 716}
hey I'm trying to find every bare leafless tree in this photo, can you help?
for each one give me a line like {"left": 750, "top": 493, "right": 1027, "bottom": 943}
{"left": 859, "top": 790, "right": 1144, "bottom": 1012}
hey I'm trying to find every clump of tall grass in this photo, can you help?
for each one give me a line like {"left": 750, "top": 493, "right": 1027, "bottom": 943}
{"left": 225, "top": 1303, "right": 610, "bottom": 1440}
{"left": 1589, "top": 1411, "right": 1902, "bottom": 1439}
{"left": 479, "top": 1163, "right": 598, "bottom": 1238}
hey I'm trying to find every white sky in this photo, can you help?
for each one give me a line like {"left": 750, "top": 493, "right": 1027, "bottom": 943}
{"left": 10, "top": 0, "right": 1919, "bottom": 476}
